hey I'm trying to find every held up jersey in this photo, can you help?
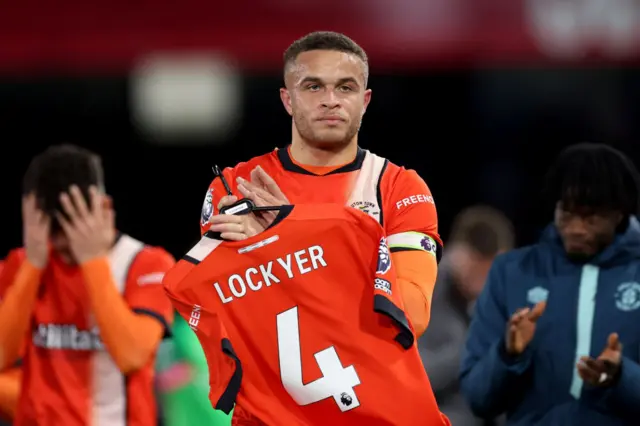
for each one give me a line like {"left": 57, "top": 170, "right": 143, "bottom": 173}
{"left": 165, "top": 204, "right": 448, "bottom": 426}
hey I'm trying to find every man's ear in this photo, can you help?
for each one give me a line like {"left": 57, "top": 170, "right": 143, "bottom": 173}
{"left": 362, "top": 88, "right": 372, "bottom": 115}
{"left": 280, "top": 87, "right": 293, "bottom": 116}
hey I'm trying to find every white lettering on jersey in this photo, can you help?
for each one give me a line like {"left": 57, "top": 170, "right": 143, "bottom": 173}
{"left": 32, "top": 324, "right": 104, "bottom": 351}
{"left": 137, "top": 272, "right": 165, "bottom": 286}
{"left": 238, "top": 235, "right": 280, "bottom": 254}
{"left": 214, "top": 245, "right": 328, "bottom": 304}
{"left": 374, "top": 278, "right": 392, "bottom": 295}
{"left": 189, "top": 305, "right": 202, "bottom": 331}
{"left": 395, "top": 194, "right": 434, "bottom": 210}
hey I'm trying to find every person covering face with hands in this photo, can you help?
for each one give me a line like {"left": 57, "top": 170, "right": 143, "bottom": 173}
{"left": 0, "top": 145, "right": 175, "bottom": 426}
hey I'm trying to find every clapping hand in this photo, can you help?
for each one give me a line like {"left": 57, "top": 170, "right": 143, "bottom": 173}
{"left": 578, "top": 332, "right": 622, "bottom": 387}
{"left": 505, "top": 301, "right": 546, "bottom": 355}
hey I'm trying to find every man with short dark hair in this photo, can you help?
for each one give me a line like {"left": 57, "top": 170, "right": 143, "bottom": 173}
{"left": 0, "top": 145, "right": 175, "bottom": 426}
{"left": 283, "top": 30, "right": 370, "bottom": 86}
{"left": 460, "top": 143, "right": 640, "bottom": 425}
{"left": 195, "top": 31, "right": 444, "bottom": 424}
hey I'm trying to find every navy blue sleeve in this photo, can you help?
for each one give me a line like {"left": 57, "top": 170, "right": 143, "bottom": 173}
{"left": 459, "top": 255, "right": 534, "bottom": 418}
{"left": 607, "top": 356, "right": 640, "bottom": 415}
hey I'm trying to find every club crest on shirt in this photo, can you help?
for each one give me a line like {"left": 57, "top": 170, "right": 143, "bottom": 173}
{"left": 201, "top": 188, "right": 214, "bottom": 226}
{"left": 350, "top": 200, "right": 380, "bottom": 218}
{"left": 377, "top": 237, "right": 391, "bottom": 275}
{"left": 527, "top": 286, "right": 549, "bottom": 305}
{"left": 615, "top": 282, "right": 640, "bottom": 312}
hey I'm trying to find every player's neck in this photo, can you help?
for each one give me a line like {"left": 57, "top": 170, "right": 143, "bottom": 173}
{"left": 289, "top": 138, "right": 358, "bottom": 167}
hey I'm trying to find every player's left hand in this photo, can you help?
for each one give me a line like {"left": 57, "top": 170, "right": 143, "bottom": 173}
{"left": 56, "top": 185, "right": 116, "bottom": 264}
{"left": 577, "top": 332, "right": 622, "bottom": 387}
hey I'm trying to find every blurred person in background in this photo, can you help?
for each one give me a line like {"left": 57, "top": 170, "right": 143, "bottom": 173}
{"left": 460, "top": 143, "right": 640, "bottom": 425}
{"left": 0, "top": 145, "right": 174, "bottom": 426}
{"left": 420, "top": 205, "right": 514, "bottom": 426}
{"left": 199, "top": 31, "right": 443, "bottom": 424}
{"left": 155, "top": 315, "right": 231, "bottom": 426}
{"left": 0, "top": 258, "right": 18, "bottom": 426}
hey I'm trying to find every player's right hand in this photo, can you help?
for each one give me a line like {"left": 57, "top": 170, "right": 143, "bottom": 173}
{"left": 505, "top": 301, "right": 546, "bottom": 356}
{"left": 22, "top": 193, "right": 51, "bottom": 269}
{"left": 208, "top": 195, "right": 265, "bottom": 241}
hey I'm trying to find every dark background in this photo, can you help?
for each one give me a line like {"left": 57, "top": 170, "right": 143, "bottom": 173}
{"left": 2, "top": 69, "right": 640, "bottom": 259}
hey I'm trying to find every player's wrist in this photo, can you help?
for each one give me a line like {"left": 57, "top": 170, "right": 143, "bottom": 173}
{"left": 22, "top": 257, "right": 45, "bottom": 274}
{"left": 24, "top": 254, "right": 47, "bottom": 270}
{"left": 499, "top": 337, "right": 530, "bottom": 364}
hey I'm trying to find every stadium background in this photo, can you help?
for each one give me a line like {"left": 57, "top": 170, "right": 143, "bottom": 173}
{"left": 1, "top": 1, "right": 640, "bottom": 424}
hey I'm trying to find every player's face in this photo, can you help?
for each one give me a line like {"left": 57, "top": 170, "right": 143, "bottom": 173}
{"left": 554, "top": 203, "right": 622, "bottom": 261}
{"left": 281, "top": 50, "right": 372, "bottom": 147}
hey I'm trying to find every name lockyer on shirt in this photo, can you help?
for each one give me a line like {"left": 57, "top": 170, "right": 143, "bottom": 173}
{"left": 214, "top": 245, "right": 328, "bottom": 304}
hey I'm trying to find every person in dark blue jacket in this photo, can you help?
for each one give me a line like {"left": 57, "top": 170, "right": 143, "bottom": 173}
{"left": 460, "top": 143, "right": 640, "bottom": 426}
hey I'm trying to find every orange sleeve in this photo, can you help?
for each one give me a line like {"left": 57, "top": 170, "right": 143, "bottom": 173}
{"left": 0, "top": 250, "right": 42, "bottom": 370}
{"left": 0, "top": 250, "right": 27, "bottom": 300}
{"left": 80, "top": 252, "right": 174, "bottom": 375}
{"left": 0, "top": 367, "right": 21, "bottom": 420}
{"left": 392, "top": 251, "right": 438, "bottom": 336}
{"left": 200, "top": 168, "right": 237, "bottom": 235}
{"left": 124, "top": 247, "right": 176, "bottom": 336}
{"left": 382, "top": 168, "right": 441, "bottom": 336}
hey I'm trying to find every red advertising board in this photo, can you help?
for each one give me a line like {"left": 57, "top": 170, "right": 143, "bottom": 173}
{"left": 1, "top": 0, "right": 639, "bottom": 73}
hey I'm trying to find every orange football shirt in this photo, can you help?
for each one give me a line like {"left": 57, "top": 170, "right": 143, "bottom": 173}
{"left": 0, "top": 235, "right": 174, "bottom": 426}
{"left": 200, "top": 147, "right": 442, "bottom": 256}
{"left": 167, "top": 204, "right": 448, "bottom": 426}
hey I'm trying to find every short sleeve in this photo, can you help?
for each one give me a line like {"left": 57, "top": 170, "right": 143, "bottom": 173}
{"left": 0, "top": 249, "right": 26, "bottom": 301}
{"left": 200, "top": 168, "right": 237, "bottom": 235}
{"left": 383, "top": 169, "right": 439, "bottom": 239}
{"left": 125, "top": 247, "right": 176, "bottom": 337}
{"left": 382, "top": 169, "right": 442, "bottom": 261}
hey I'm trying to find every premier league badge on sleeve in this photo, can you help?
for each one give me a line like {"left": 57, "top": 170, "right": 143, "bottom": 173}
{"left": 201, "top": 188, "right": 214, "bottom": 226}
{"left": 377, "top": 237, "right": 391, "bottom": 275}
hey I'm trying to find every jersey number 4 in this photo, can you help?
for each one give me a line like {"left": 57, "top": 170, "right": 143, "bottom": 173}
{"left": 276, "top": 306, "right": 361, "bottom": 412}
